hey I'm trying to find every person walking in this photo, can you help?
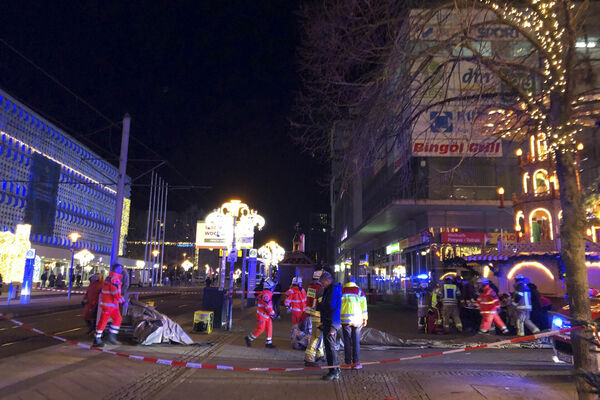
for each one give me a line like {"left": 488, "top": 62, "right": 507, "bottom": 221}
{"left": 245, "top": 278, "right": 277, "bottom": 348}
{"left": 40, "top": 271, "right": 48, "bottom": 288}
{"left": 93, "top": 264, "right": 125, "bottom": 347}
{"left": 512, "top": 275, "right": 540, "bottom": 336}
{"left": 435, "top": 276, "right": 463, "bottom": 332}
{"left": 317, "top": 270, "right": 342, "bottom": 381}
{"left": 476, "top": 277, "right": 509, "bottom": 334}
{"left": 304, "top": 270, "right": 325, "bottom": 366}
{"left": 284, "top": 277, "right": 307, "bottom": 326}
{"left": 82, "top": 274, "right": 103, "bottom": 334}
{"left": 341, "top": 276, "right": 368, "bottom": 369}
{"left": 272, "top": 282, "right": 283, "bottom": 320}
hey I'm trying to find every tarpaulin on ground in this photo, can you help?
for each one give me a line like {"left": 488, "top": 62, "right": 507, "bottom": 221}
{"left": 360, "top": 327, "right": 406, "bottom": 346}
{"left": 128, "top": 299, "right": 194, "bottom": 345}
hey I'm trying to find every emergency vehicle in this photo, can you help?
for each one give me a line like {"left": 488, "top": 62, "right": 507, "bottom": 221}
{"left": 550, "top": 298, "right": 600, "bottom": 364}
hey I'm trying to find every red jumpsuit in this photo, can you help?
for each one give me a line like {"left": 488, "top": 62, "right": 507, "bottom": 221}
{"left": 82, "top": 279, "right": 103, "bottom": 321}
{"left": 476, "top": 284, "right": 507, "bottom": 332}
{"left": 284, "top": 286, "right": 307, "bottom": 325}
{"left": 96, "top": 271, "right": 124, "bottom": 336}
{"left": 249, "top": 289, "right": 275, "bottom": 344}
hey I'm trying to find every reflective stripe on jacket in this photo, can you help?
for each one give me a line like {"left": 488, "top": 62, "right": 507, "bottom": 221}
{"left": 257, "top": 290, "right": 275, "bottom": 321}
{"left": 304, "top": 282, "right": 323, "bottom": 319}
{"left": 476, "top": 285, "right": 500, "bottom": 313}
{"left": 513, "top": 282, "right": 532, "bottom": 310}
{"left": 284, "top": 286, "right": 307, "bottom": 313}
{"left": 340, "top": 282, "right": 367, "bottom": 326}
{"left": 100, "top": 271, "right": 123, "bottom": 307}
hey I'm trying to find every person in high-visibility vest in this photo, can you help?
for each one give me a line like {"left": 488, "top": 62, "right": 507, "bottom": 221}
{"left": 435, "top": 276, "right": 463, "bottom": 332}
{"left": 476, "top": 277, "right": 509, "bottom": 334}
{"left": 512, "top": 275, "right": 540, "bottom": 336}
{"left": 245, "top": 278, "right": 277, "bottom": 348}
{"left": 303, "top": 270, "right": 325, "bottom": 366}
{"left": 93, "top": 264, "right": 125, "bottom": 347}
{"left": 284, "top": 276, "right": 307, "bottom": 326}
{"left": 341, "top": 276, "right": 367, "bottom": 369}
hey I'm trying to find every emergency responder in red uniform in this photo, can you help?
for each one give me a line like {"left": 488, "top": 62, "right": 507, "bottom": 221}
{"left": 82, "top": 273, "right": 103, "bottom": 334}
{"left": 284, "top": 276, "right": 307, "bottom": 326}
{"left": 304, "top": 270, "right": 325, "bottom": 366}
{"left": 93, "top": 264, "right": 125, "bottom": 347}
{"left": 245, "top": 278, "right": 277, "bottom": 348}
{"left": 476, "top": 277, "right": 509, "bottom": 334}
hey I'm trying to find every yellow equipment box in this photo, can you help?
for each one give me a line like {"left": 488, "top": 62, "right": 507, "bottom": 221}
{"left": 193, "top": 310, "right": 214, "bottom": 334}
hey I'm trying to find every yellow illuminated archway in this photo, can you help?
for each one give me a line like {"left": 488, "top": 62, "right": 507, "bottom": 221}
{"left": 440, "top": 272, "right": 457, "bottom": 280}
{"left": 507, "top": 261, "right": 555, "bottom": 281}
{"left": 532, "top": 169, "right": 549, "bottom": 194}
{"left": 529, "top": 208, "right": 554, "bottom": 241}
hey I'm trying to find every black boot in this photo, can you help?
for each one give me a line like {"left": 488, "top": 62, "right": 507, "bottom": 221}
{"left": 106, "top": 332, "right": 121, "bottom": 345}
{"left": 245, "top": 336, "right": 252, "bottom": 347}
{"left": 92, "top": 338, "right": 104, "bottom": 348}
{"left": 265, "top": 342, "right": 276, "bottom": 349}
{"left": 85, "top": 320, "right": 94, "bottom": 335}
{"left": 322, "top": 368, "right": 340, "bottom": 381}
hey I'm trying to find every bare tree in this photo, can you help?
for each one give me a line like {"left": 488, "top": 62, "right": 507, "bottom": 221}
{"left": 295, "top": 0, "right": 600, "bottom": 397}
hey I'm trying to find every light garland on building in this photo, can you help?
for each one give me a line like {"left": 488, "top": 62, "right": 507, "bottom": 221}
{"left": 477, "top": 0, "right": 583, "bottom": 155}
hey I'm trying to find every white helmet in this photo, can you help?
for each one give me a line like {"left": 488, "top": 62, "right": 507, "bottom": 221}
{"left": 312, "top": 270, "right": 323, "bottom": 280}
{"left": 292, "top": 276, "right": 303, "bottom": 287}
{"left": 264, "top": 278, "right": 276, "bottom": 291}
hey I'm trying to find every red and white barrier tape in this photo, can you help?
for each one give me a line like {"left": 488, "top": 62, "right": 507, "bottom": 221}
{"left": 34, "top": 287, "right": 86, "bottom": 294}
{"left": 0, "top": 312, "right": 583, "bottom": 372}
{"left": 232, "top": 290, "right": 283, "bottom": 295}
{"left": 32, "top": 287, "right": 203, "bottom": 296}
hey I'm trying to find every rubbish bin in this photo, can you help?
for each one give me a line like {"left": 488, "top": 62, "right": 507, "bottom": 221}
{"left": 202, "top": 287, "right": 227, "bottom": 329}
{"left": 193, "top": 310, "right": 214, "bottom": 334}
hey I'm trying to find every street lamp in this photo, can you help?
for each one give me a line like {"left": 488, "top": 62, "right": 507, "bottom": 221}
{"left": 497, "top": 186, "right": 505, "bottom": 208}
{"left": 206, "top": 199, "right": 265, "bottom": 330}
{"left": 258, "top": 241, "right": 285, "bottom": 279}
{"left": 151, "top": 249, "right": 160, "bottom": 286}
{"left": 67, "top": 232, "right": 80, "bottom": 298}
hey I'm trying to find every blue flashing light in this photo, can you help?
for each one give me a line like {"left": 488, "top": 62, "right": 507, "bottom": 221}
{"left": 416, "top": 274, "right": 429, "bottom": 280}
{"left": 552, "top": 316, "right": 564, "bottom": 328}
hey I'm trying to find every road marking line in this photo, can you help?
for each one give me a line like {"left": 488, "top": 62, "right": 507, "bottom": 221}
{"left": 177, "top": 304, "right": 188, "bottom": 308}
{"left": 54, "top": 328, "right": 81, "bottom": 335}
{"left": 0, "top": 342, "right": 16, "bottom": 347}
{"left": 11, "top": 326, "right": 19, "bottom": 329}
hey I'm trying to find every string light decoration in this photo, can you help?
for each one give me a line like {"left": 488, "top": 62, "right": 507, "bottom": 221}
{"left": 474, "top": 0, "right": 590, "bottom": 155}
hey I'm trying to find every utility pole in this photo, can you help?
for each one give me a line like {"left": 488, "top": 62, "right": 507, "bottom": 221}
{"left": 143, "top": 171, "right": 155, "bottom": 286}
{"left": 159, "top": 182, "right": 168, "bottom": 285}
{"left": 110, "top": 114, "right": 131, "bottom": 267}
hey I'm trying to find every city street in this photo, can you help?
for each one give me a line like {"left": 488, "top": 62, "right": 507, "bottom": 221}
{"left": 0, "top": 292, "right": 577, "bottom": 400}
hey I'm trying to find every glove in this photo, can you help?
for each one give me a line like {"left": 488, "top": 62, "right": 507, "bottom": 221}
{"left": 362, "top": 319, "right": 367, "bottom": 327}
{"left": 271, "top": 314, "right": 277, "bottom": 320}
{"left": 286, "top": 307, "right": 291, "bottom": 314}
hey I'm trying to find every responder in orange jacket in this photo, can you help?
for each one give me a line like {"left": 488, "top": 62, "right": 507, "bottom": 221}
{"left": 304, "top": 270, "right": 325, "bottom": 366}
{"left": 93, "top": 264, "right": 125, "bottom": 347}
{"left": 82, "top": 273, "right": 103, "bottom": 334}
{"left": 476, "top": 277, "right": 509, "bottom": 334}
{"left": 284, "top": 276, "right": 307, "bottom": 326}
{"left": 245, "top": 278, "right": 277, "bottom": 348}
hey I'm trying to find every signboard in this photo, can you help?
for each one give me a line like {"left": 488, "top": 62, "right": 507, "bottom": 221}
{"left": 249, "top": 248, "right": 258, "bottom": 258}
{"left": 487, "top": 232, "right": 517, "bottom": 245}
{"left": 386, "top": 242, "right": 401, "bottom": 255}
{"left": 412, "top": 140, "right": 502, "bottom": 157}
{"left": 20, "top": 248, "right": 36, "bottom": 304}
{"left": 24, "top": 154, "right": 60, "bottom": 236}
{"left": 442, "top": 232, "right": 486, "bottom": 244}
{"left": 195, "top": 221, "right": 254, "bottom": 250}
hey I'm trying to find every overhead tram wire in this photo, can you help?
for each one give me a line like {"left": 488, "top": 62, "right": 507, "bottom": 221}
{"left": 0, "top": 38, "right": 208, "bottom": 193}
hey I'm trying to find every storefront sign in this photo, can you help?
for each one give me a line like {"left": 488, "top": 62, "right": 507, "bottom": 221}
{"left": 442, "top": 232, "right": 486, "bottom": 244}
{"left": 487, "top": 232, "right": 517, "bottom": 245}
{"left": 386, "top": 242, "right": 401, "bottom": 254}
{"left": 413, "top": 140, "right": 502, "bottom": 157}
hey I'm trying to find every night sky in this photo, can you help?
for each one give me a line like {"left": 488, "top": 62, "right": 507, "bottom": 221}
{"left": 0, "top": 1, "right": 327, "bottom": 247}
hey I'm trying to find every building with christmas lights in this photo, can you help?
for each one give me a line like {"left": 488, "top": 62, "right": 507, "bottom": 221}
{"left": 331, "top": 3, "right": 600, "bottom": 297}
{"left": 0, "top": 88, "right": 133, "bottom": 283}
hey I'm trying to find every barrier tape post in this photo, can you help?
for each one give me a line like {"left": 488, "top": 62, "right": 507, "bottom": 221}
{"left": 0, "top": 312, "right": 583, "bottom": 372}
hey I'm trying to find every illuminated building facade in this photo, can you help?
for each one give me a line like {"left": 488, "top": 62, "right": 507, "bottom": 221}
{"left": 0, "top": 88, "right": 131, "bottom": 277}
